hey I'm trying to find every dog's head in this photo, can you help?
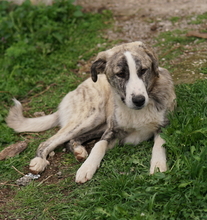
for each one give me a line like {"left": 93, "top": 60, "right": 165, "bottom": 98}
{"left": 91, "top": 41, "right": 159, "bottom": 110}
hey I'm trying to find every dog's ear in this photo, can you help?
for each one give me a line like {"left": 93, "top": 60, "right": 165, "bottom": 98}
{"left": 145, "top": 48, "right": 159, "bottom": 77}
{"left": 91, "top": 59, "right": 106, "bottom": 82}
{"left": 137, "top": 42, "right": 159, "bottom": 77}
{"left": 91, "top": 51, "right": 107, "bottom": 82}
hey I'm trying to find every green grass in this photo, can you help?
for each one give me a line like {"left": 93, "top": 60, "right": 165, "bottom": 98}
{"left": 156, "top": 29, "right": 204, "bottom": 61}
{"left": 1, "top": 3, "right": 207, "bottom": 219}
{"left": 169, "top": 16, "right": 181, "bottom": 24}
{"left": 189, "top": 12, "right": 207, "bottom": 24}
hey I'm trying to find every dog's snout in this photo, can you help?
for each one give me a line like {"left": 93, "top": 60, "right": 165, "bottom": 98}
{"left": 132, "top": 95, "right": 145, "bottom": 108}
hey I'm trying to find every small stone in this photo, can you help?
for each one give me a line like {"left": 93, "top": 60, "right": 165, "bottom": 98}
{"left": 57, "top": 171, "right": 62, "bottom": 179}
{"left": 16, "top": 173, "right": 40, "bottom": 186}
{"left": 49, "top": 151, "right": 55, "bottom": 157}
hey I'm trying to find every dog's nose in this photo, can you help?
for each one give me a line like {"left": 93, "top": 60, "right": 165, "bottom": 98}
{"left": 132, "top": 95, "right": 145, "bottom": 108}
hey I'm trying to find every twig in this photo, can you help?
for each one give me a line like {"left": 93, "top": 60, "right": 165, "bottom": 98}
{"left": 160, "top": 45, "right": 182, "bottom": 58}
{"left": 32, "top": 83, "right": 56, "bottom": 98}
{"left": 0, "top": 91, "right": 13, "bottom": 95}
{"left": 11, "top": 165, "right": 25, "bottom": 176}
{"left": 37, "top": 175, "right": 53, "bottom": 186}
{"left": 186, "top": 31, "right": 207, "bottom": 39}
{"left": 0, "top": 182, "right": 19, "bottom": 187}
{"left": 22, "top": 83, "right": 57, "bottom": 103}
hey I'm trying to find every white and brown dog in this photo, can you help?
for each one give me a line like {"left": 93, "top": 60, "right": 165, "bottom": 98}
{"left": 6, "top": 41, "right": 176, "bottom": 183}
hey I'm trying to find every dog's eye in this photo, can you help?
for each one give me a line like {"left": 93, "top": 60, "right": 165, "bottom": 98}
{"left": 140, "top": 68, "right": 147, "bottom": 75}
{"left": 116, "top": 72, "right": 125, "bottom": 78}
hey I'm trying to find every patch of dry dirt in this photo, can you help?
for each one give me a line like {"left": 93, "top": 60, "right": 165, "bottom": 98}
{"left": 76, "top": 0, "right": 207, "bottom": 42}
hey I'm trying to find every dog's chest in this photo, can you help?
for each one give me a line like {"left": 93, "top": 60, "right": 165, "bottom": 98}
{"left": 116, "top": 105, "right": 163, "bottom": 128}
{"left": 114, "top": 105, "right": 165, "bottom": 144}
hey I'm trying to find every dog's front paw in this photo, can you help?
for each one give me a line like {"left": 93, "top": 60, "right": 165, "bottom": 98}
{"left": 75, "top": 163, "right": 98, "bottom": 183}
{"left": 150, "top": 159, "right": 167, "bottom": 174}
{"left": 29, "top": 157, "right": 50, "bottom": 174}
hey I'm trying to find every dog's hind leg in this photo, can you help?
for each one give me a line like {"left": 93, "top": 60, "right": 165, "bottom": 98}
{"left": 66, "top": 140, "right": 88, "bottom": 162}
{"left": 29, "top": 117, "right": 106, "bottom": 174}
{"left": 66, "top": 124, "right": 106, "bottom": 161}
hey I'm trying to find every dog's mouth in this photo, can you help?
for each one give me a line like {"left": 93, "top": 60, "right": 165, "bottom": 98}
{"left": 131, "top": 105, "right": 145, "bottom": 110}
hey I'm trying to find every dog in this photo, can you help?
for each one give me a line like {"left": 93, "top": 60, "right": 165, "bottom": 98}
{"left": 6, "top": 41, "right": 176, "bottom": 183}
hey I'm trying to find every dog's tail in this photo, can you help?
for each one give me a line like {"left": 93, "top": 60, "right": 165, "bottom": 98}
{"left": 6, "top": 99, "right": 59, "bottom": 133}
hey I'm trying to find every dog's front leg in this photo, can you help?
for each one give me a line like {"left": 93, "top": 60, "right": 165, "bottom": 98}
{"left": 150, "top": 134, "right": 167, "bottom": 174}
{"left": 75, "top": 140, "right": 108, "bottom": 183}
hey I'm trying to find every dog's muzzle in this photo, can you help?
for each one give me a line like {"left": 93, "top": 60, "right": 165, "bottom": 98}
{"left": 132, "top": 95, "right": 145, "bottom": 109}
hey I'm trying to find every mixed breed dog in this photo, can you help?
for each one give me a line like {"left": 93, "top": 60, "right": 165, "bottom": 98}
{"left": 6, "top": 41, "right": 176, "bottom": 183}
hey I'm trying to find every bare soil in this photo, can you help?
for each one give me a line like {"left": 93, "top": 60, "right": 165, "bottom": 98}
{"left": 76, "top": 0, "right": 207, "bottom": 43}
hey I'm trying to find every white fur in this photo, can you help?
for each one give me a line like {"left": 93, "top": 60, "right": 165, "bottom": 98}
{"left": 7, "top": 99, "right": 59, "bottom": 132}
{"left": 29, "top": 157, "right": 50, "bottom": 173}
{"left": 58, "top": 76, "right": 108, "bottom": 128}
{"left": 150, "top": 134, "right": 167, "bottom": 174}
{"left": 135, "top": 41, "right": 144, "bottom": 46}
{"left": 73, "top": 146, "right": 88, "bottom": 161}
{"left": 124, "top": 51, "right": 149, "bottom": 109}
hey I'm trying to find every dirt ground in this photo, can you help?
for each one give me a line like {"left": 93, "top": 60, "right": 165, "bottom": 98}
{"left": 75, "top": 0, "right": 207, "bottom": 42}
{"left": 75, "top": 0, "right": 207, "bottom": 17}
